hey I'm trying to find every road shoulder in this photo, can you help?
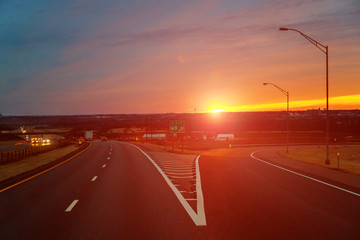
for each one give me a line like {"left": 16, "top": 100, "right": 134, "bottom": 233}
{"left": 253, "top": 146, "right": 360, "bottom": 190}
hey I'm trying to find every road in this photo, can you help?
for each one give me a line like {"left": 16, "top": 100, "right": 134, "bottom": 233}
{"left": 1, "top": 141, "right": 360, "bottom": 239}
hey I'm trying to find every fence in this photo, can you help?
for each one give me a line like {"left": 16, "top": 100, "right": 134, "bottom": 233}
{"left": 0, "top": 142, "right": 68, "bottom": 164}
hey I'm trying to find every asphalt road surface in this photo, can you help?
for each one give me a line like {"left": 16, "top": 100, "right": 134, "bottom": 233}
{"left": 1, "top": 141, "right": 359, "bottom": 239}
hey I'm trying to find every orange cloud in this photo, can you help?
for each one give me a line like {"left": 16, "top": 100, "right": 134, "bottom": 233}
{"left": 177, "top": 54, "right": 185, "bottom": 63}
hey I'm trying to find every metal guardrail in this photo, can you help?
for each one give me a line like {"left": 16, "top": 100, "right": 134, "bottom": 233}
{"left": 0, "top": 142, "right": 69, "bottom": 164}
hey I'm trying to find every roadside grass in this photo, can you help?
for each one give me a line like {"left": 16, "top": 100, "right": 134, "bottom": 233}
{"left": 279, "top": 145, "right": 360, "bottom": 175}
{"left": 0, "top": 144, "right": 80, "bottom": 182}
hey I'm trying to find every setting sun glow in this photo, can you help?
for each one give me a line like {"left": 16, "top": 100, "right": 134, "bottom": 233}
{"left": 204, "top": 94, "right": 360, "bottom": 113}
{"left": 1, "top": 0, "right": 359, "bottom": 116}
{"left": 209, "top": 109, "right": 225, "bottom": 113}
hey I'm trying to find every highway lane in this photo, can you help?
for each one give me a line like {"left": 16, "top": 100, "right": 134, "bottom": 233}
{"left": 1, "top": 142, "right": 360, "bottom": 239}
{"left": 57, "top": 141, "right": 203, "bottom": 239}
{"left": 0, "top": 141, "right": 202, "bottom": 239}
{"left": 0, "top": 141, "right": 111, "bottom": 239}
{"left": 199, "top": 148, "right": 360, "bottom": 239}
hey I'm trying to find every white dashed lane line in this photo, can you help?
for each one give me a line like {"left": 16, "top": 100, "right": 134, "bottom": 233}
{"left": 91, "top": 176, "right": 97, "bottom": 182}
{"left": 102, "top": 164, "right": 106, "bottom": 168}
{"left": 65, "top": 200, "right": 79, "bottom": 212}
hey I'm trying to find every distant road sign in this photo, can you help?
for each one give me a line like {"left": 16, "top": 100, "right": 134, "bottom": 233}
{"left": 170, "top": 120, "right": 185, "bottom": 133}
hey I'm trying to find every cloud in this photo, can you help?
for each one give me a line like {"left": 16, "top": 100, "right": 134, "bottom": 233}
{"left": 177, "top": 54, "right": 185, "bottom": 63}
{"left": 0, "top": 0, "right": 359, "bottom": 115}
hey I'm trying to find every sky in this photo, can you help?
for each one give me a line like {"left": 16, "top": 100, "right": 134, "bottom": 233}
{"left": 1, "top": 0, "right": 359, "bottom": 115}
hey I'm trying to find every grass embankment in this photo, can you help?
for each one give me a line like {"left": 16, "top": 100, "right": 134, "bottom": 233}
{"left": 279, "top": 145, "right": 360, "bottom": 175}
{"left": 0, "top": 144, "right": 81, "bottom": 182}
{"left": 0, "top": 140, "right": 26, "bottom": 146}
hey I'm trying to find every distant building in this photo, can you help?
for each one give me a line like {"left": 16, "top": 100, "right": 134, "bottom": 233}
{"left": 142, "top": 133, "right": 166, "bottom": 140}
{"left": 215, "top": 134, "right": 235, "bottom": 141}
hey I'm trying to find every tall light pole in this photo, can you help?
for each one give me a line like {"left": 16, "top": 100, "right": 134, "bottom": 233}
{"left": 279, "top": 27, "right": 330, "bottom": 165}
{"left": 263, "top": 82, "right": 289, "bottom": 153}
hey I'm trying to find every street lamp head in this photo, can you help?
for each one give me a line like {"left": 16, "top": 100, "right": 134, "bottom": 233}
{"left": 279, "top": 27, "right": 289, "bottom": 31}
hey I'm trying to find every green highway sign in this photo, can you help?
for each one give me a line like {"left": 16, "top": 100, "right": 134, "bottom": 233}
{"left": 170, "top": 120, "right": 185, "bottom": 133}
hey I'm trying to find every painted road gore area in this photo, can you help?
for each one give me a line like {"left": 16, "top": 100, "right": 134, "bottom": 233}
{"left": 1, "top": 141, "right": 360, "bottom": 239}
{"left": 127, "top": 143, "right": 206, "bottom": 226}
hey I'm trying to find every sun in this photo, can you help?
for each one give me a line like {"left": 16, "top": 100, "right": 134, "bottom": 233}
{"left": 209, "top": 109, "right": 225, "bottom": 113}
{"left": 208, "top": 109, "right": 225, "bottom": 118}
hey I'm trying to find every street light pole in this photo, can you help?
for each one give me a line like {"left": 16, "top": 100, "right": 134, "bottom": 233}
{"left": 263, "top": 82, "right": 289, "bottom": 153}
{"left": 279, "top": 27, "right": 330, "bottom": 165}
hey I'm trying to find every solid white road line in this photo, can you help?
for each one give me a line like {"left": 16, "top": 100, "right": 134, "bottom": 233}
{"left": 65, "top": 200, "right": 79, "bottom": 212}
{"left": 164, "top": 171, "right": 195, "bottom": 175}
{"left": 250, "top": 150, "right": 360, "bottom": 197}
{"left": 125, "top": 143, "right": 207, "bottom": 226}
{"left": 91, "top": 176, "right": 97, "bottom": 182}
{"left": 195, "top": 155, "right": 206, "bottom": 225}
{"left": 163, "top": 169, "right": 195, "bottom": 172}
{"left": 158, "top": 162, "right": 194, "bottom": 166}
{"left": 159, "top": 165, "right": 195, "bottom": 169}
{"left": 160, "top": 167, "right": 195, "bottom": 170}
{"left": 158, "top": 160, "right": 193, "bottom": 163}
{"left": 169, "top": 175, "right": 195, "bottom": 179}
{"left": 161, "top": 166, "right": 195, "bottom": 169}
